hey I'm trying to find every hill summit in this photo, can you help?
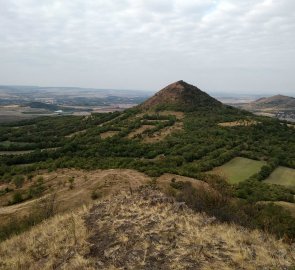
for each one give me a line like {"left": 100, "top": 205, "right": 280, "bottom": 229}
{"left": 140, "top": 80, "right": 222, "bottom": 111}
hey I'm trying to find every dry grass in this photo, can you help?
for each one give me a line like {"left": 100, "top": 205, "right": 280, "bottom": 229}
{"left": 157, "top": 111, "right": 184, "bottom": 119}
{"left": 143, "top": 121, "right": 183, "bottom": 143}
{"left": 157, "top": 173, "right": 211, "bottom": 193}
{"left": 218, "top": 120, "right": 258, "bottom": 127}
{"left": 0, "top": 207, "right": 90, "bottom": 270}
{"left": 1, "top": 188, "right": 294, "bottom": 270}
{"left": 274, "top": 201, "right": 295, "bottom": 218}
{"left": 127, "top": 125, "right": 155, "bottom": 139}
{"left": 100, "top": 131, "right": 119, "bottom": 139}
{"left": 135, "top": 111, "right": 184, "bottom": 120}
{"left": 0, "top": 169, "right": 150, "bottom": 227}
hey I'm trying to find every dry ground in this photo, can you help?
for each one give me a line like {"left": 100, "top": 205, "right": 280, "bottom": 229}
{"left": 218, "top": 120, "right": 258, "bottom": 127}
{"left": 0, "top": 188, "right": 294, "bottom": 270}
{"left": 100, "top": 131, "right": 119, "bottom": 139}
{"left": 0, "top": 169, "right": 151, "bottom": 227}
{"left": 1, "top": 169, "right": 208, "bottom": 227}
{"left": 127, "top": 125, "right": 155, "bottom": 139}
{"left": 143, "top": 121, "right": 183, "bottom": 143}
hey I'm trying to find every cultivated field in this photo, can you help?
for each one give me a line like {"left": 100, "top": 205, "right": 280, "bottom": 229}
{"left": 264, "top": 166, "right": 295, "bottom": 187}
{"left": 211, "top": 157, "right": 266, "bottom": 184}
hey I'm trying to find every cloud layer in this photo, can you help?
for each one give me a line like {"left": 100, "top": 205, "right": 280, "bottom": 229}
{"left": 0, "top": 0, "right": 294, "bottom": 94}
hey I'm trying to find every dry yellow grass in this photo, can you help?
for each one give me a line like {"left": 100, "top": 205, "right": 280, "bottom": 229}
{"left": 0, "top": 207, "right": 90, "bottom": 270}
{"left": 143, "top": 121, "right": 183, "bottom": 143}
{"left": 157, "top": 110, "right": 184, "bottom": 119}
{"left": 127, "top": 125, "right": 155, "bottom": 139}
{"left": 100, "top": 130, "right": 119, "bottom": 139}
{"left": 156, "top": 173, "right": 210, "bottom": 192}
{"left": 1, "top": 188, "right": 294, "bottom": 270}
{"left": 274, "top": 201, "right": 295, "bottom": 218}
{"left": 0, "top": 169, "right": 150, "bottom": 227}
{"left": 218, "top": 120, "right": 258, "bottom": 127}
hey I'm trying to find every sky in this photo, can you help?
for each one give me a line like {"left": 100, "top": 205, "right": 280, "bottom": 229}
{"left": 0, "top": 0, "right": 294, "bottom": 95}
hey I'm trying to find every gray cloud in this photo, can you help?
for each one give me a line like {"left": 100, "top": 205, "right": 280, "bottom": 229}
{"left": 0, "top": 0, "right": 294, "bottom": 94}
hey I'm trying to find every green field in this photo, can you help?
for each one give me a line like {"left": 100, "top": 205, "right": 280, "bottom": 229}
{"left": 264, "top": 166, "right": 295, "bottom": 187}
{"left": 211, "top": 157, "right": 266, "bottom": 184}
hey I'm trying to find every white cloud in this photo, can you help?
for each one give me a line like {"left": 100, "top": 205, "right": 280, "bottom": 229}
{"left": 0, "top": 0, "right": 294, "bottom": 94}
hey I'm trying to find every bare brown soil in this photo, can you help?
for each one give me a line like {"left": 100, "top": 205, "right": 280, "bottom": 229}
{"left": 127, "top": 125, "right": 155, "bottom": 139}
{"left": 100, "top": 131, "right": 119, "bottom": 139}
{"left": 158, "top": 111, "right": 184, "bottom": 119}
{"left": 143, "top": 121, "right": 183, "bottom": 143}
{"left": 218, "top": 120, "right": 258, "bottom": 127}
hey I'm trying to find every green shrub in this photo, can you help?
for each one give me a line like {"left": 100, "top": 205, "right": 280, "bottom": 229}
{"left": 0, "top": 193, "right": 57, "bottom": 242}
{"left": 91, "top": 190, "right": 101, "bottom": 200}
{"left": 9, "top": 191, "right": 25, "bottom": 205}
{"left": 28, "top": 178, "right": 45, "bottom": 198}
{"left": 13, "top": 175, "right": 25, "bottom": 189}
{"left": 235, "top": 179, "right": 294, "bottom": 203}
{"left": 171, "top": 179, "right": 295, "bottom": 241}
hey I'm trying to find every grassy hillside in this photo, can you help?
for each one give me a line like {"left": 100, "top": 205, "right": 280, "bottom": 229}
{"left": 210, "top": 157, "right": 266, "bottom": 183}
{"left": 265, "top": 166, "right": 295, "bottom": 187}
{"left": 0, "top": 188, "right": 294, "bottom": 270}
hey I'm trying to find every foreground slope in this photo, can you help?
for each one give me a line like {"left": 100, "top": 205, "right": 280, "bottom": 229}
{"left": 0, "top": 188, "right": 294, "bottom": 270}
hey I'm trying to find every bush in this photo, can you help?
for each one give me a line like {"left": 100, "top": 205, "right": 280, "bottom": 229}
{"left": 28, "top": 178, "right": 45, "bottom": 198}
{"left": 91, "top": 190, "right": 101, "bottom": 200}
{"left": 13, "top": 175, "right": 25, "bottom": 189}
{"left": 0, "top": 193, "right": 57, "bottom": 242}
{"left": 235, "top": 179, "right": 294, "bottom": 203}
{"left": 68, "top": 177, "right": 75, "bottom": 189}
{"left": 9, "top": 191, "right": 25, "bottom": 205}
{"left": 170, "top": 179, "right": 295, "bottom": 241}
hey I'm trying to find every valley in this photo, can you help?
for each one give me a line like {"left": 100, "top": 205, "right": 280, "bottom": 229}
{"left": 0, "top": 85, "right": 150, "bottom": 123}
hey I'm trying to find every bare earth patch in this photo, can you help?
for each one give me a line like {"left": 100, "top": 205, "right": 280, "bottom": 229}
{"left": 143, "top": 121, "right": 183, "bottom": 143}
{"left": 158, "top": 110, "right": 184, "bottom": 119}
{"left": 100, "top": 131, "right": 119, "bottom": 139}
{"left": 218, "top": 120, "right": 258, "bottom": 127}
{"left": 127, "top": 125, "right": 155, "bottom": 139}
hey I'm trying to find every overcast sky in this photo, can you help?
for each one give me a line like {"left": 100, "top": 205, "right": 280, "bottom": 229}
{"left": 0, "top": 0, "right": 294, "bottom": 94}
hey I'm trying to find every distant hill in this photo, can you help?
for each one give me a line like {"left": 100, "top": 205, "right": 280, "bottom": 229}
{"left": 140, "top": 80, "right": 222, "bottom": 111}
{"left": 246, "top": 95, "right": 295, "bottom": 110}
